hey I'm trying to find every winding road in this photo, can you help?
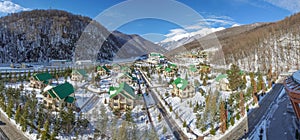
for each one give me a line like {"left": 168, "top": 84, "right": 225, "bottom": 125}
{"left": 0, "top": 111, "right": 29, "bottom": 140}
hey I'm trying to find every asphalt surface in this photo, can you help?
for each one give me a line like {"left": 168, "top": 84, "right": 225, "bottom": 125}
{"left": 221, "top": 84, "right": 283, "bottom": 140}
{"left": 139, "top": 69, "right": 187, "bottom": 140}
{"left": 267, "top": 93, "right": 294, "bottom": 140}
{"left": 245, "top": 84, "right": 284, "bottom": 138}
{"left": 0, "top": 111, "right": 29, "bottom": 140}
{"left": 150, "top": 89, "right": 187, "bottom": 140}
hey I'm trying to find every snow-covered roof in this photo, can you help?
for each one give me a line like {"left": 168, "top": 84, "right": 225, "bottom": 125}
{"left": 43, "top": 85, "right": 53, "bottom": 92}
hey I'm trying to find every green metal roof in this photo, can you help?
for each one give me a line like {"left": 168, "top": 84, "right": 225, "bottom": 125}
{"left": 189, "top": 65, "right": 197, "bottom": 72}
{"left": 65, "top": 96, "right": 75, "bottom": 103}
{"left": 215, "top": 74, "right": 228, "bottom": 82}
{"left": 109, "top": 86, "right": 121, "bottom": 98}
{"left": 97, "top": 66, "right": 110, "bottom": 73}
{"left": 109, "top": 82, "right": 135, "bottom": 100}
{"left": 47, "top": 90, "right": 57, "bottom": 98}
{"left": 72, "top": 69, "right": 88, "bottom": 77}
{"left": 165, "top": 67, "right": 173, "bottom": 73}
{"left": 170, "top": 63, "right": 177, "bottom": 68}
{"left": 50, "top": 82, "right": 74, "bottom": 100}
{"left": 150, "top": 52, "right": 162, "bottom": 57}
{"left": 172, "top": 77, "right": 188, "bottom": 90}
{"left": 239, "top": 70, "right": 244, "bottom": 75}
{"left": 33, "top": 72, "right": 52, "bottom": 82}
{"left": 121, "top": 82, "right": 135, "bottom": 99}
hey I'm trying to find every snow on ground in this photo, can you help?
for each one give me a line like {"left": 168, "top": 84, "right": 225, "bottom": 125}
{"left": 143, "top": 91, "right": 176, "bottom": 139}
{"left": 75, "top": 88, "right": 93, "bottom": 107}
{"left": 148, "top": 107, "right": 176, "bottom": 140}
{"left": 211, "top": 115, "right": 247, "bottom": 140}
{"left": 249, "top": 120, "right": 267, "bottom": 140}
{"left": 154, "top": 87, "right": 204, "bottom": 138}
{"left": 278, "top": 88, "right": 286, "bottom": 99}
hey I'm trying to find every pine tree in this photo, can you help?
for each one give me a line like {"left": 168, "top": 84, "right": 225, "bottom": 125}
{"left": 267, "top": 66, "right": 272, "bottom": 88}
{"left": 203, "top": 74, "right": 207, "bottom": 86}
{"left": 257, "top": 72, "right": 263, "bottom": 91}
{"left": 6, "top": 98, "right": 13, "bottom": 118}
{"left": 50, "top": 131, "right": 57, "bottom": 140}
{"left": 158, "top": 114, "right": 162, "bottom": 122}
{"left": 44, "top": 120, "right": 50, "bottom": 134}
{"left": 230, "top": 117, "right": 235, "bottom": 126}
{"left": 55, "top": 74, "right": 59, "bottom": 84}
{"left": 111, "top": 118, "right": 118, "bottom": 140}
{"left": 18, "top": 72, "right": 22, "bottom": 81}
{"left": 21, "top": 117, "right": 27, "bottom": 132}
{"left": 15, "top": 105, "right": 21, "bottom": 123}
{"left": 41, "top": 131, "right": 47, "bottom": 140}
{"left": 193, "top": 103, "right": 199, "bottom": 113}
{"left": 227, "top": 64, "right": 244, "bottom": 91}
{"left": 119, "top": 121, "right": 128, "bottom": 139}
{"left": 27, "top": 71, "right": 31, "bottom": 81}
{"left": 220, "top": 101, "right": 227, "bottom": 133}
{"left": 250, "top": 72, "right": 258, "bottom": 104}
{"left": 242, "top": 74, "right": 247, "bottom": 89}
{"left": 41, "top": 120, "right": 49, "bottom": 140}
{"left": 104, "top": 98, "right": 107, "bottom": 104}
{"left": 253, "top": 81, "right": 258, "bottom": 104}
{"left": 99, "top": 104, "right": 108, "bottom": 136}
{"left": 163, "top": 126, "right": 167, "bottom": 134}
{"left": 240, "top": 92, "right": 245, "bottom": 117}
{"left": 183, "top": 120, "right": 187, "bottom": 127}
{"left": 125, "top": 109, "right": 132, "bottom": 122}
{"left": 185, "top": 72, "right": 188, "bottom": 80}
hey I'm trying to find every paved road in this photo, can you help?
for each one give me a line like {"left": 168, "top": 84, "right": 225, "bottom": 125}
{"left": 220, "top": 116, "right": 248, "bottom": 140}
{"left": 150, "top": 89, "right": 187, "bottom": 140}
{"left": 267, "top": 94, "right": 294, "bottom": 140}
{"left": 0, "top": 111, "right": 29, "bottom": 140}
{"left": 0, "top": 128, "right": 9, "bottom": 140}
{"left": 139, "top": 69, "right": 187, "bottom": 140}
{"left": 244, "top": 84, "right": 283, "bottom": 138}
{"left": 221, "top": 84, "right": 283, "bottom": 140}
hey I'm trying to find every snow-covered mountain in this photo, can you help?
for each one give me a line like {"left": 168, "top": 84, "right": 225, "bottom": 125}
{"left": 167, "top": 12, "right": 300, "bottom": 73}
{"left": 0, "top": 9, "right": 164, "bottom": 63}
{"left": 158, "top": 27, "right": 225, "bottom": 50}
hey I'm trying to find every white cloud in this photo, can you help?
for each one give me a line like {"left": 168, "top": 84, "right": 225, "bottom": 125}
{"left": 0, "top": 0, "right": 30, "bottom": 14}
{"left": 264, "top": 0, "right": 300, "bottom": 13}
{"left": 164, "top": 29, "right": 188, "bottom": 38}
{"left": 160, "top": 15, "right": 238, "bottom": 43}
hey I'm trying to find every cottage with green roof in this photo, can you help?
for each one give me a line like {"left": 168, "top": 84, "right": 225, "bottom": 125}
{"left": 108, "top": 82, "right": 136, "bottom": 110}
{"left": 117, "top": 72, "right": 137, "bottom": 84}
{"left": 71, "top": 69, "right": 88, "bottom": 81}
{"left": 43, "top": 82, "right": 75, "bottom": 110}
{"left": 189, "top": 65, "right": 198, "bottom": 76}
{"left": 163, "top": 67, "right": 176, "bottom": 78}
{"left": 156, "top": 64, "right": 164, "bottom": 73}
{"left": 148, "top": 52, "right": 165, "bottom": 64}
{"left": 97, "top": 65, "right": 111, "bottom": 76}
{"left": 30, "top": 72, "right": 53, "bottom": 89}
{"left": 171, "top": 77, "right": 195, "bottom": 98}
{"left": 215, "top": 74, "right": 230, "bottom": 91}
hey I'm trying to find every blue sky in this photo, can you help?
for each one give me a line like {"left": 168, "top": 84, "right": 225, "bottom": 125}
{"left": 0, "top": 0, "right": 298, "bottom": 42}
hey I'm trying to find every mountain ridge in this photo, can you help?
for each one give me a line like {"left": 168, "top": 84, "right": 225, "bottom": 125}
{"left": 167, "top": 13, "right": 300, "bottom": 73}
{"left": 0, "top": 9, "right": 164, "bottom": 63}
